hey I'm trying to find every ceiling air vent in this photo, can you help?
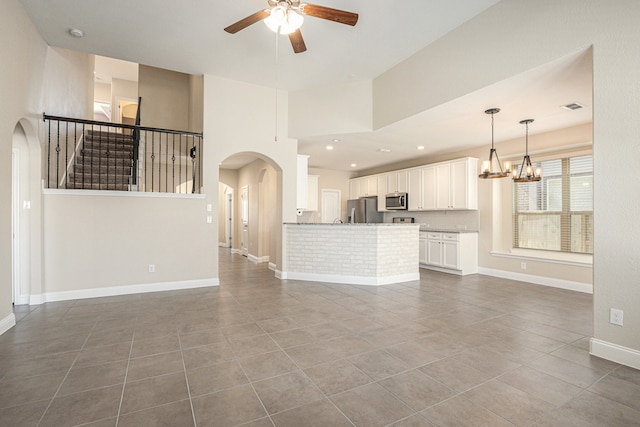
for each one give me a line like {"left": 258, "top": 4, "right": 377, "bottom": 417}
{"left": 562, "top": 102, "right": 585, "bottom": 111}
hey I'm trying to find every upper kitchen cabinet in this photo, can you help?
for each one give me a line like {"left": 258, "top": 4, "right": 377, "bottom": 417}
{"left": 350, "top": 175, "right": 378, "bottom": 199}
{"left": 408, "top": 166, "right": 436, "bottom": 211}
{"left": 435, "top": 157, "right": 477, "bottom": 210}
{"left": 306, "top": 175, "right": 319, "bottom": 211}
{"left": 377, "top": 174, "right": 388, "bottom": 211}
{"left": 387, "top": 171, "right": 408, "bottom": 193}
{"left": 297, "top": 155, "right": 309, "bottom": 210}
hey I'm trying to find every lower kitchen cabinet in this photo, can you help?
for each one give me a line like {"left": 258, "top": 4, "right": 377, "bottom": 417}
{"left": 420, "top": 231, "right": 478, "bottom": 275}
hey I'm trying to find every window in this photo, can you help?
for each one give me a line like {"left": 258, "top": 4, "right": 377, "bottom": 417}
{"left": 512, "top": 155, "right": 593, "bottom": 254}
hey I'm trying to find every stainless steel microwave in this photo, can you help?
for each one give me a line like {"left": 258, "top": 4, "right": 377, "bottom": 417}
{"left": 385, "top": 192, "right": 408, "bottom": 210}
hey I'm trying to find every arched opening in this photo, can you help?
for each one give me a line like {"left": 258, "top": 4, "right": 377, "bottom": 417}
{"left": 11, "top": 119, "right": 43, "bottom": 305}
{"left": 219, "top": 152, "right": 283, "bottom": 276}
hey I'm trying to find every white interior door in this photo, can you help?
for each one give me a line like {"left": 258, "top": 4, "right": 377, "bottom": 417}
{"left": 240, "top": 185, "right": 249, "bottom": 256}
{"left": 321, "top": 189, "right": 341, "bottom": 223}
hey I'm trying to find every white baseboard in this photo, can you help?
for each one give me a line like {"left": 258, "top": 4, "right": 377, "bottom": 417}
{"left": 0, "top": 313, "right": 16, "bottom": 336}
{"left": 231, "top": 249, "right": 243, "bottom": 255}
{"left": 30, "top": 294, "right": 44, "bottom": 305}
{"left": 478, "top": 267, "right": 593, "bottom": 294}
{"left": 247, "top": 254, "right": 269, "bottom": 264}
{"left": 41, "top": 278, "right": 220, "bottom": 303}
{"left": 268, "top": 262, "right": 276, "bottom": 271}
{"left": 13, "top": 295, "right": 30, "bottom": 306}
{"left": 590, "top": 338, "right": 640, "bottom": 370}
{"left": 218, "top": 242, "right": 230, "bottom": 248}
{"left": 275, "top": 269, "right": 285, "bottom": 279}
{"left": 281, "top": 271, "right": 420, "bottom": 286}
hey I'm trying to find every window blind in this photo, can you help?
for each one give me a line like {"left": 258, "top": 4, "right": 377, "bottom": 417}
{"left": 512, "top": 154, "right": 593, "bottom": 254}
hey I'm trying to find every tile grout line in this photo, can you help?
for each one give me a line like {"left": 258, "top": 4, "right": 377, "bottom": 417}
{"left": 35, "top": 305, "right": 98, "bottom": 427}
{"left": 114, "top": 318, "right": 137, "bottom": 426}
{"left": 176, "top": 322, "right": 199, "bottom": 427}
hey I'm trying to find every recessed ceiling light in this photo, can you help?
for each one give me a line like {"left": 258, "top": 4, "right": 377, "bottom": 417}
{"left": 326, "top": 145, "right": 334, "bottom": 150}
{"left": 561, "top": 102, "right": 585, "bottom": 111}
{"left": 69, "top": 28, "right": 85, "bottom": 38}
{"left": 332, "top": 139, "right": 341, "bottom": 142}
{"left": 378, "top": 148, "right": 391, "bottom": 153}
{"left": 417, "top": 145, "right": 425, "bottom": 150}
{"left": 351, "top": 163, "right": 357, "bottom": 167}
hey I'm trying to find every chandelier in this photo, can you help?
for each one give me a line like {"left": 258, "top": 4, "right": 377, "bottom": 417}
{"left": 513, "top": 119, "right": 542, "bottom": 182}
{"left": 479, "top": 108, "right": 511, "bottom": 179}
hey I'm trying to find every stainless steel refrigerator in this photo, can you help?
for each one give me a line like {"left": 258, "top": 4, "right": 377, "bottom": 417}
{"left": 347, "top": 197, "right": 383, "bottom": 223}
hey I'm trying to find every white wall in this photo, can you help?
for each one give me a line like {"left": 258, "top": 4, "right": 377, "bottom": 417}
{"left": 94, "top": 82, "right": 111, "bottom": 104}
{"left": 111, "top": 77, "right": 138, "bottom": 123}
{"left": 41, "top": 48, "right": 94, "bottom": 120}
{"left": 138, "top": 65, "right": 189, "bottom": 130}
{"left": 42, "top": 193, "right": 215, "bottom": 298}
{"left": 0, "top": 0, "right": 48, "bottom": 330}
{"left": 289, "top": 80, "right": 373, "bottom": 137}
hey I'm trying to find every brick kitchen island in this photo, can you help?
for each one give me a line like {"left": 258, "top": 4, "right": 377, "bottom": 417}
{"left": 280, "top": 223, "right": 420, "bottom": 285}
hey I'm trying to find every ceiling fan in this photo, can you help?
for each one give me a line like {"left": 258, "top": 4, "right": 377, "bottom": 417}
{"left": 224, "top": 0, "right": 359, "bottom": 54}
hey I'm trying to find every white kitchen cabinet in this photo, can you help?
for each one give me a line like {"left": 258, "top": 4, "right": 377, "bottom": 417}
{"left": 350, "top": 175, "right": 378, "bottom": 199}
{"left": 349, "top": 179, "right": 360, "bottom": 200}
{"left": 377, "top": 174, "right": 388, "bottom": 211}
{"left": 361, "top": 175, "right": 378, "bottom": 197}
{"left": 297, "top": 155, "right": 309, "bottom": 210}
{"left": 305, "top": 175, "right": 319, "bottom": 211}
{"left": 419, "top": 232, "right": 427, "bottom": 264}
{"left": 408, "top": 168, "right": 421, "bottom": 211}
{"left": 435, "top": 158, "right": 477, "bottom": 210}
{"left": 387, "top": 171, "right": 408, "bottom": 193}
{"left": 408, "top": 166, "right": 436, "bottom": 211}
{"left": 421, "top": 231, "right": 478, "bottom": 275}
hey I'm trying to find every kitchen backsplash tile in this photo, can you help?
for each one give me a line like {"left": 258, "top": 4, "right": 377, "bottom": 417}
{"left": 384, "top": 210, "right": 479, "bottom": 231}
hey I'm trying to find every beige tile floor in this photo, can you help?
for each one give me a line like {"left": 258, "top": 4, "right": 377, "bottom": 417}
{"left": 1, "top": 250, "right": 639, "bottom": 426}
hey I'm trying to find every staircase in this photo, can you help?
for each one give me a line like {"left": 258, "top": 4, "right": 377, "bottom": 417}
{"left": 66, "top": 130, "right": 136, "bottom": 191}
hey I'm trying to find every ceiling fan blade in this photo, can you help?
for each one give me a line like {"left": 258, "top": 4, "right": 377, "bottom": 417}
{"left": 288, "top": 29, "right": 307, "bottom": 53}
{"left": 224, "top": 10, "right": 270, "bottom": 34}
{"left": 299, "top": 3, "right": 358, "bottom": 26}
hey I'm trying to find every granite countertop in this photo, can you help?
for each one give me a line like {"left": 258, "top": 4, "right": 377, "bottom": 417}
{"left": 419, "top": 225, "right": 478, "bottom": 233}
{"left": 285, "top": 222, "right": 420, "bottom": 226}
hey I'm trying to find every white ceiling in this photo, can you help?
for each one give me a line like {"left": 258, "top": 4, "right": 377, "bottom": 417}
{"left": 20, "top": 0, "right": 592, "bottom": 172}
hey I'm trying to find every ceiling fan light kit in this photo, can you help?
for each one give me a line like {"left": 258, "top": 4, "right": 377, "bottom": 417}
{"left": 224, "top": 0, "right": 358, "bottom": 53}
{"left": 264, "top": 6, "right": 304, "bottom": 34}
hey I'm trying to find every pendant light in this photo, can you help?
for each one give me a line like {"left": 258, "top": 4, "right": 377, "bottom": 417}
{"left": 479, "top": 108, "right": 511, "bottom": 179}
{"left": 513, "top": 119, "right": 542, "bottom": 182}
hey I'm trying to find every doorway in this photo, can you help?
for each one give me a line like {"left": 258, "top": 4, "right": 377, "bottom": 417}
{"left": 321, "top": 189, "right": 342, "bottom": 223}
{"left": 226, "top": 191, "right": 233, "bottom": 249}
{"left": 240, "top": 185, "right": 249, "bottom": 257}
{"left": 11, "top": 123, "right": 32, "bottom": 305}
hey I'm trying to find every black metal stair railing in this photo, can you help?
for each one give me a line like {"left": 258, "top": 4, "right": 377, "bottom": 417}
{"left": 43, "top": 114, "right": 203, "bottom": 194}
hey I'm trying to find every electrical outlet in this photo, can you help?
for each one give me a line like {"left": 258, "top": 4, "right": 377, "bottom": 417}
{"left": 610, "top": 308, "right": 623, "bottom": 326}
{"left": 148, "top": 264, "right": 155, "bottom": 273}
{"left": 520, "top": 262, "right": 526, "bottom": 270}
{"left": 206, "top": 216, "right": 213, "bottom": 223}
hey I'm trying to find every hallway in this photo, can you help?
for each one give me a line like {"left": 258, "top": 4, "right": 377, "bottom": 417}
{"left": 1, "top": 252, "right": 639, "bottom": 426}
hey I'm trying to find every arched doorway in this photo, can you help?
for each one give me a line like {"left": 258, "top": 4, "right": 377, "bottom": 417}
{"left": 11, "top": 120, "right": 42, "bottom": 305}
{"left": 218, "top": 152, "right": 282, "bottom": 273}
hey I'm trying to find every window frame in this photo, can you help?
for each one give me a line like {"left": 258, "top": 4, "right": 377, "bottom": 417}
{"left": 512, "top": 154, "right": 593, "bottom": 255}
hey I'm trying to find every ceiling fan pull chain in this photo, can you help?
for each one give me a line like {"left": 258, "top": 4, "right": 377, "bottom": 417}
{"left": 274, "top": 29, "right": 279, "bottom": 142}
